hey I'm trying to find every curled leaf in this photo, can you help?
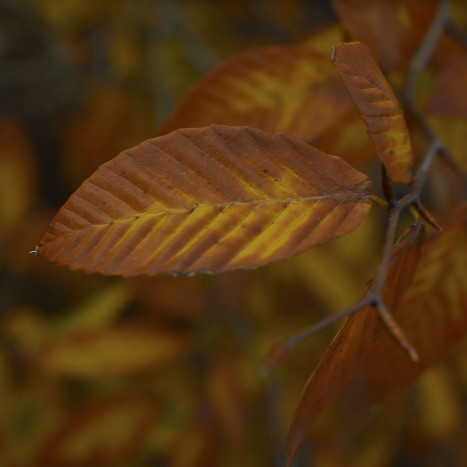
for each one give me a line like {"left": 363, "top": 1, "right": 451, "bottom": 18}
{"left": 333, "top": 42, "right": 414, "bottom": 183}
{"left": 37, "top": 125, "right": 372, "bottom": 277}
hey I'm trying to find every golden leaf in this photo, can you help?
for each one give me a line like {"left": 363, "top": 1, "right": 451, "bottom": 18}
{"left": 160, "top": 28, "right": 352, "bottom": 142}
{"left": 37, "top": 125, "right": 372, "bottom": 276}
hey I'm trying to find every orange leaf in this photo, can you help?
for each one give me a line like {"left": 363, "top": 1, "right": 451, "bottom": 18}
{"left": 36, "top": 325, "right": 187, "bottom": 377}
{"left": 333, "top": 42, "right": 414, "bottom": 183}
{"left": 331, "top": 0, "right": 441, "bottom": 69}
{"left": 37, "top": 125, "right": 372, "bottom": 276}
{"left": 286, "top": 223, "right": 425, "bottom": 463}
{"left": 160, "top": 28, "right": 353, "bottom": 142}
{"left": 428, "top": 54, "right": 467, "bottom": 118}
{"left": 363, "top": 203, "right": 467, "bottom": 399}
{"left": 38, "top": 395, "right": 155, "bottom": 467}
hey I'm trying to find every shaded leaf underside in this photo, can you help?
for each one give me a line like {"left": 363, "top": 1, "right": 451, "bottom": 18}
{"left": 286, "top": 223, "right": 424, "bottom": 463}
{"left": 38, "top": 125, "right": 372, "bottom": 276}
{"left": 287, "top": 203, "right": 467, "bottom": 462}
{"left": 333, "top": 42, "right": 414, "bottom": 183}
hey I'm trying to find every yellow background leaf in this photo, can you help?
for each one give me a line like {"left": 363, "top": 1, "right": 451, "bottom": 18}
{"left": 36, "top": 325, "right": 188, "bottom": 377}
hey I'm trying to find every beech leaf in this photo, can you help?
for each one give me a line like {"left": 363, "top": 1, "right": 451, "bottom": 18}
{"left": 363, "top": 203, "right": 467, "bottom": 399}
{"left": 331, "top": 0, "right": 441, "bottom": 69}
{"left": 37, "top": 125, "right": 372, "bottom": 277}
{"left": 160, "top": 31, "right": 353, "bottom": 142}
{"left": 333, "top": 42, "right": 414, "bottom": 183}
{"left": 287, "top": 223, "right": 425, "bottom": 463}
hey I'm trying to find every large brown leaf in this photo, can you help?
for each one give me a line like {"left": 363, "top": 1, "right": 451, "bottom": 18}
{"left": 287, "top": 223, "right": 425, "bottom": 463}
{"left": 159, "top": 27, "right": 353, "bottom": 142}
{"left": 333, "top": 42, "right": 414, "bottom": 183}
{"left": 37, "top": 125, "right": 372, "bottom": 276}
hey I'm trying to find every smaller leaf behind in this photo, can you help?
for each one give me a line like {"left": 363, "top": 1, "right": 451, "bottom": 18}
{"left": 37, "top": 125, "right": 372, "bottom": 277}
{"left": 159, "top": 26, "right": 353, "bottom": 143}
{"left": 286, "top": 223, "right": 425, "bottom": 464}
{"left": 333, "top": 42, "right": 414, "bottom": 183}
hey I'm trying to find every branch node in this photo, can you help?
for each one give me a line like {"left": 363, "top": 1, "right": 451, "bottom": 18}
{"left": 414, "top": 201, "right": 443, "bottom": 231}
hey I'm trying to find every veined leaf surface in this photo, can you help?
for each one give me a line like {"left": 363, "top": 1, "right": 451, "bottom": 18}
{"left": 37, "top": 125, "right": 372, "bottom": 276}
{"left": 333, "top": 42, "right": 414, "bottom": 183}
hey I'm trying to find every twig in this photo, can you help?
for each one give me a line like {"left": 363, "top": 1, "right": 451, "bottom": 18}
{"left": 446, "top": 19, "right": 467, "bottom": 48}
{"left": 401, "top": 0, "right": 467, "bottom": 182}
{"left": 405, "top": 0, "right": 450, "bottom": 99}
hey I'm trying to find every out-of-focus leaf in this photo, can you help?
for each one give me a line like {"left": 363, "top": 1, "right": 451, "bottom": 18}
{"left": 38, "top": 394, "right": 156, "bottom": 467}
{"left": 291, "top": 210, "right": 380, "bottom": 313}
{"left": 36, "top": 325, "right": 188, "bottom": 378}
{"left": 206, "top": 358, "right": 246, "bottom": 449}
{"left": 333, "top": 42, "right": 414, "bottom": 183}
{"left": 331, "top": 0, "right": 440, "bottom": 69}
{"left": 363, "top": 203, "right": 467, "bottom": 399}
{"left": 37, "top": 125, "right": 372, "bottom": 276}
{"left": 50, "top": 282, "right": 133, "bottom": 337}
{"left": 65, "top": 86, "right": 148, "bottom": 184}
{"left": 428, "top": 55, "right": 467, "bottom": 118}
{"left": 316, "top": 110, "right": 374, "bottom": 168}
{"left": 0, "top": 119, "right": 37, "bottom": 230}
{"left": 427, "top": 117, "right": 467, "bottom": 171}
{"left": 170, "top": 422, "right": 218, "bottom": 467}
{"left": 160, "top": 29, "right": 353, "bottom": 142}
{"left": 0, "top": 383, "right": 64, "bottom": 467}
{"left": 412, "top": 366, "right": 462, "bottom": 441}
{"left": 287, "top": 224, "right": 424, "bottom": 463}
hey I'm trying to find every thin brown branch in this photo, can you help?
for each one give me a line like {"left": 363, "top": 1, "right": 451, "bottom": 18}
{"left": 405, "top": 0, "right": 450, "bottom": 99}
{"left": 446, "top": 19, "right": 467, "bottom": 48}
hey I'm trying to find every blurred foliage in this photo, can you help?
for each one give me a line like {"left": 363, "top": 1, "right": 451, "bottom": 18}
{"left": 0, "top": 1, "right": 466, "bottom": 466}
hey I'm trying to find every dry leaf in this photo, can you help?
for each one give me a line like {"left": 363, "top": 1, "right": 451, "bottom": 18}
{"left": 160, "top": 30, "right": 353, "bottom": 142}
{"left": 38, "top": 125, "right": 372, "bottom": 276}
{"left": 363, "top": 203, "right": 467, "bottom": 399}
{"left": 287, "top": 223, "right": 424, "bottom": 463}
{"left": 333, "top": 42, "right": 414, "bottom": 183}
{"left": 331, "top": 0, "right": 440, "bottom": 69}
